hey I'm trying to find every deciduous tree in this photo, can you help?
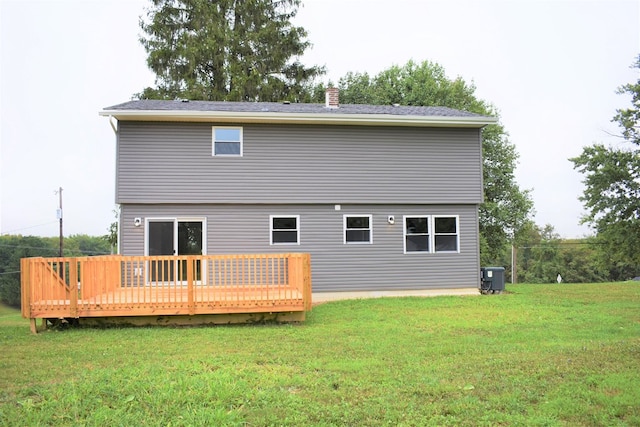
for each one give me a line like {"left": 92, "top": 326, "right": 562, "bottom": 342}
{"left": 570, "top": 56, "right": 640, "bottom": 278}
{"left": 0, "top": 236, "right": 57, "bottom": 307}
{"left": 104, "top": 209, "right": 119, "bottom": 254}
{"left": 138, "top": 0, "right": 324, "bottom": 101}
{"left": 512, "top": 223, "right": 608, "bottom": 283}
{"left": 324, "top": 60, "right": 534, "bottom": 264}
{"left": 0, "top": 235, "right": 111, "bottom": 307}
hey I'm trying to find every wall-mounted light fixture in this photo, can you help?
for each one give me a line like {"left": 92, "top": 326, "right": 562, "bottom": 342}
{"left": 133, "top": 217, "right": 142, "bottom": 227}
{"left": 387, "top": 215, "right": 395, "bottom": 225}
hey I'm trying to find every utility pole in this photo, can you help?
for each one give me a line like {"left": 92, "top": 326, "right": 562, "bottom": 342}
{"left": 55, "top": 187, "right": 63, "bottom": 257}
{"left": 511, "top": 244, "right": 517, "bottom": 284}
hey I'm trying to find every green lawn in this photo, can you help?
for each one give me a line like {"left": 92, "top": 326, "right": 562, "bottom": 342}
{"left": 1, "top": 283, "right": 639, "bottom": 426}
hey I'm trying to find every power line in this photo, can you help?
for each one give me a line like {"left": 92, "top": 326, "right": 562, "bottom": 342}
{"left": 0, "top": 244, "right": 109, "bottom": 255}
{"left": 0, "top": 221, "right": 59, "bottom": 236}
{"left": 0, "top": 244, "right": 58, "bottom": 252}
{"left": 518, "top": 242, "right": 606, "bottom": 249}
{"left": 0, "top": 270, "right": 20, "bottom": 276}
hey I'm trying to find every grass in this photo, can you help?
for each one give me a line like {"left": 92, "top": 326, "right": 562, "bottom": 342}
{"left": 1, "top": 282, "right": 639, "bottom": 426}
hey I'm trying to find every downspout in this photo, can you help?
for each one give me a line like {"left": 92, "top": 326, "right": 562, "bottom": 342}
{"left": 116, "top": 205, "right": 121, "bottom": 255}
{"left": 106, "top": 115, "right": 120, "bottom": 254}
{"left": 109, "top": 115, "right": 118, "bottom": 133}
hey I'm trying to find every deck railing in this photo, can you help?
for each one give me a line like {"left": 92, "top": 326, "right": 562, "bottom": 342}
{"left": 21, "top": 253, "right": 312, "bottom": 327}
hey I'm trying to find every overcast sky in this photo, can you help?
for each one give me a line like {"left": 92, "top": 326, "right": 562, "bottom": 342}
{"left": 1, "top": 0, "right": 638, "bottom": 238}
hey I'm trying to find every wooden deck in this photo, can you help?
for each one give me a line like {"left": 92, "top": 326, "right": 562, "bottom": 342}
{"left": 21, "top": 253, "right": 312, "bottom": 333}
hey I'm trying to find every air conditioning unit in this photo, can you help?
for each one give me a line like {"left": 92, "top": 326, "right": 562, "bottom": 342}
{"left": 480, "top": 267, "right": 505, "bottom": 294}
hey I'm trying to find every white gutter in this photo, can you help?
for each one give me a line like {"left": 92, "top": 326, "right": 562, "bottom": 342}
{"left": 99, "top": 109, "right": 497, "bottom": 128}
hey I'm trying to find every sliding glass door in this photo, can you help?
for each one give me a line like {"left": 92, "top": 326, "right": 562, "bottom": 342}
{"left": 177, "top": 221, "right": 203, "bottom": 281}
{"left": 147, "top": 218, "right": 205, "bottom": 282}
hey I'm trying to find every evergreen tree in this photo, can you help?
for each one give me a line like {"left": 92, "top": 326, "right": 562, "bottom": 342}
{"left": 138, "top": 0, "right": 324, "bottom": 101}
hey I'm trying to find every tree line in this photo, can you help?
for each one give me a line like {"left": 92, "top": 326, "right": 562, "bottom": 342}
{"left": 136, "top": 0, "right": 640, "bottom": 282}
{"left": 139, "top": 0, "right": 533, "bottom": 267}
{"left": 3, "top": 1, "right": 636, "bottom": 306}
{"left": 136, "top": 0, "right": 637, "bottom": 280}
{"left": 498, "top": 223, "right": 634, "bottom": 284}
{"left": 0, "top": 235, "right": 112, "bottom": 307}
{"left": 1, "top": 229, "right": 631, "bottom": 308}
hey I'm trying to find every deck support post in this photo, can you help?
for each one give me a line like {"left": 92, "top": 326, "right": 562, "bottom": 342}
{"left": 29, "top": 318, "right": 48, "bottom": 334}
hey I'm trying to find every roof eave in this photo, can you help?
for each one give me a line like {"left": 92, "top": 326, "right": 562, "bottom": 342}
{"left": 98, "top": 110, "right": 497, "bottom": 128}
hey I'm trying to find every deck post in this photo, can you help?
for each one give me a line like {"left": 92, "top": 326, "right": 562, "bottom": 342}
{"left": 187, "top": 257, "right": 195, "bottom": 315}
{"left": 304, "top": 253, "right": 312, "bottom": 311}
{"left": 69, "top": 258, "right": 78, "bottom": 318}
{"left": 21, "top": 258, "right": 31, "bottom": 319}
{"left": 287, "top": 253, "right": 297, "bottom": 294}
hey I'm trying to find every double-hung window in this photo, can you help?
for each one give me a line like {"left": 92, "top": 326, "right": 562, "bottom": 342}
{"left": 270, "top": 215, "right": 299, "bottom": 245}
{"left": 404, "top": 217, "right": 429, "bottom": 252}
{"left": 404, "top": 215, "right": 459, "bottom": 253}
{"left": 344, "top": 215, "right": 372, "bottom": 244}
{"left": 434, "top": 216, "right": 459, "bottom": 252}
{"left": 212, "top": 127, "right": 242, "bottom": 156}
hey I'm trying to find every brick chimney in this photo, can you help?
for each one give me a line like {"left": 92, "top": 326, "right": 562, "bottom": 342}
{"left": 325, "top": 87, "right": 339, "bottom": 109}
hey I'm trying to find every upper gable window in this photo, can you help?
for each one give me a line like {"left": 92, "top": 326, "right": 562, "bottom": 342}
{"left": 212, "top": 127, "right": 243, "bottom": 156}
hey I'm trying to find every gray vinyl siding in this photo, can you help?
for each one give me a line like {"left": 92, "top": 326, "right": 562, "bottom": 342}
{"left": 120, "top": 203, "right": 480, "bottom": 291}
{"left": 116, "top": 122, "right": 483, "bottom": 205}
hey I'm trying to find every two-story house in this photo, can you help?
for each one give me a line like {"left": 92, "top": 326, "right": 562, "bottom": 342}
{"left": 99, "top": 89, "right": 496, "bottom": 295}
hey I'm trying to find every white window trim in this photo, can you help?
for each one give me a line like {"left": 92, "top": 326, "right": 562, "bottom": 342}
{"left": 144, "top": 217, "right": 208, "bottom": 256}
{"left": 403, "top": 215, "right": 430, "bottom": 254}
{"left": 143, "top": 217, "right": 208, "bottom": 286}
{"left": 269, "top": 215, "right": 300, "bottom": 245}
{"left": 433, "top": 215, "right": 460, "bottom": 253}
{"left": 403, "top": 215, "right": 460, "bottom": 254}
{"left": 212, "top": 126, "right": 243, "bottom": 157}
{"left": 343, "top": 214, "right": 373, "bottom": 244}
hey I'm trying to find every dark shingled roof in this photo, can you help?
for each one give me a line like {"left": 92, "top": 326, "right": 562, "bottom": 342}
{"left": 104, "top": 99, "right": 487, "bottom": 119}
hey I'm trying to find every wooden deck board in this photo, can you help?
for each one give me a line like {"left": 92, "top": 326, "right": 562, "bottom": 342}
{"left": 29, "top": 285, "right": 304, "bottom": 316}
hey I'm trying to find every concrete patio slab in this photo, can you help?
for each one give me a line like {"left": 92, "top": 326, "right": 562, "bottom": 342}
{"left": 312, "top": 287, "right": 480, "bottom": 304}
